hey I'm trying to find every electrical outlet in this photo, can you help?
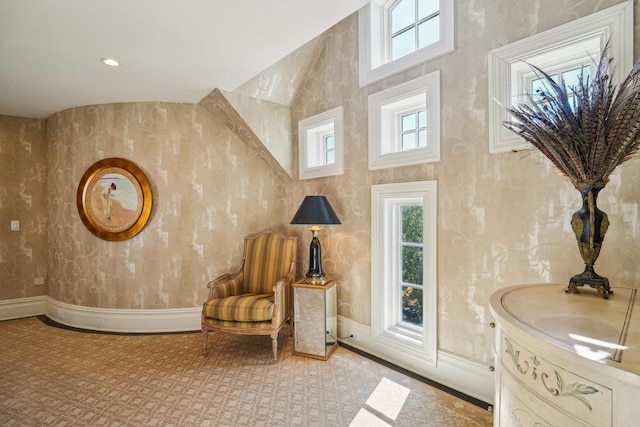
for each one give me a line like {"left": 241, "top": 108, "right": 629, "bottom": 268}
{"left": 56, "top": 310, "right": 64, "bottom": 319}
{"left": 33, "top": 277, "right": 45, "bottom": 286}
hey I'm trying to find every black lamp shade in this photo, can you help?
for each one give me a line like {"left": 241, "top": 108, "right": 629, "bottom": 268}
{"left": 290, "top": 196, "right": 341, "bottom": 225}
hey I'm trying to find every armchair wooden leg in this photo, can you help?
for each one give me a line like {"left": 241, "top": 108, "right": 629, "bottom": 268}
{"left": 271, "top": 334, "right": 278, "bottom": 362}
{"left": 203, "top": 330, "right": 208, "bottom": 356}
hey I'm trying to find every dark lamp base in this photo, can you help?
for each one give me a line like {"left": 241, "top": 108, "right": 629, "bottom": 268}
{"left": 566, "top": 265, "right": 612, "bottom": 299}
{"left": 305, "top": 234, "right": 325, "bottom": 279}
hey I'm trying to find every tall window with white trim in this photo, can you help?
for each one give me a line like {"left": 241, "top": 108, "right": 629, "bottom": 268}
{"left": 371, "top": 181, "right": 437, "bottom": 362}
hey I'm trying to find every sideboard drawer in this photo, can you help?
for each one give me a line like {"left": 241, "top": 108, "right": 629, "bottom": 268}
{"left": 500, "top": 333, "right": 611, "bottom": 427}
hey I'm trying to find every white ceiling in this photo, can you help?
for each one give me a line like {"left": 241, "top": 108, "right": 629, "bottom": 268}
{"left": 0, "top": 0, "right": 369, "bottom": 119}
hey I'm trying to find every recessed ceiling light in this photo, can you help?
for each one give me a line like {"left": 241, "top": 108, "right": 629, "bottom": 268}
{"left": 101, "top": 58, "right": 120, "bottom": 67}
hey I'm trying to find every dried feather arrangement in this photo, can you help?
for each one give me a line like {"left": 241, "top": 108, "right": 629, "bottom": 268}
{"left": 502, "top": 43, "right": 640, "bottom": 299}
{"left": 504, "top": 43, "right": 640, "bottom": 186}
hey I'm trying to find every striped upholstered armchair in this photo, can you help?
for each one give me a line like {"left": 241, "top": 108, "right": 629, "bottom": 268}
{"left": 201, "top": 230, "right": 297, "bottom": 361}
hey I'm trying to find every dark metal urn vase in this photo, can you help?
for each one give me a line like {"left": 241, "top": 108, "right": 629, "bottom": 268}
{"left": 566, "top": 181, "right": 611, "bottom": 298}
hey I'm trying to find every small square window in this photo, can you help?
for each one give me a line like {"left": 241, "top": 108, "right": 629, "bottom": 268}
{"left": 298, "top": 107, "right": 344, "bottom": 180}
{"left": 368, "top": 71, "right": 440, "bottom": 170}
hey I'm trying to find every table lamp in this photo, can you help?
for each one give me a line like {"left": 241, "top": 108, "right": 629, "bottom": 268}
{"left": 290, "top": 195, "right": 341, "bottom": 283}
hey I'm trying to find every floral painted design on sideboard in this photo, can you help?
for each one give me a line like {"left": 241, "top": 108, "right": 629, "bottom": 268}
{"left": 504, "top": 337, "right": 599, "bottom": 411}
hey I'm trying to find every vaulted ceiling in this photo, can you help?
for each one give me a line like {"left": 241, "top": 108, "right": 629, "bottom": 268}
{"left": 0, "top": 0, "right": 369, "bottom": 119}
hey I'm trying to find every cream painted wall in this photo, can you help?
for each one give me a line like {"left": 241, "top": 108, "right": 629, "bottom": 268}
{"left": 1, "top": 0, "right": 639, "bottom": 372}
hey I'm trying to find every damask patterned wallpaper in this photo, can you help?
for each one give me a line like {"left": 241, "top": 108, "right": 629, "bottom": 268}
{"left": 0, "top": 116, "right": 47, "bottom": 300}
{"left": 287, "top": 0, "right": 640, "bottom": 364}
{"left": 1, "top": 0, "right": 640, "bottom": 369}
{"left": 45, "top": 102, "right": 287, "bottom": 309}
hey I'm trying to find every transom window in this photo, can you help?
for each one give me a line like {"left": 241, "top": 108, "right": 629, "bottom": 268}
{"left": 390, "top": 0, "right": 440, "bottom": 61}
{"left": 359, "top": 0, "right": 454, "bottom": 86}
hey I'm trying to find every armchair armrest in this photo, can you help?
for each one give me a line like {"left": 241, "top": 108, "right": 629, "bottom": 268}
{"left": 206, "top": 264, "right": 244, "bottom": 300}
{"left": 271, "top": 259, "right": 296, "bottom": 324}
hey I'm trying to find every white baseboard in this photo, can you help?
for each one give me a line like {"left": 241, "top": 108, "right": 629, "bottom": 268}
{"left": 0, "top": 296, "right": 201, "bottom": 333}
{"left": 338, "top": 316, "right": 494, "bottom": 405}
{"left": 45, "top": 298, "right": 202, "bottom": 333}
{"left": 0, "top": 296, "right": 47, "bottom": 321}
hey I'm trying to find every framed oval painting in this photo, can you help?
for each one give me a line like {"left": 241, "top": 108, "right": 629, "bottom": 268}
{"left": 77, "top": 158, "right": 153, "bottom": 241}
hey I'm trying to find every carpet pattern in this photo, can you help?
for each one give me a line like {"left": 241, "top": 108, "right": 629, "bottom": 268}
{"left": 0, "top": 317, "right": 492, "bottom": 426}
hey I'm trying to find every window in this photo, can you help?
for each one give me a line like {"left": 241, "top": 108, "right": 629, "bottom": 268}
{"left": 390, "top": 0, "right": 440, "bottom": 61}
{"left": 488, "top": 1, "right": 633, "bottom": 153}
{"left": 323, "top": 134, "right": 335, "bottom": 164}
{"left": 399, "top": 204, "right": 424, "bottom": 330}
{"left": 368, "top": 71, "right": 440, "bottom": 169}
{"left": 530, "top": 64, "right": 591, "bottom": 107}
{"left": 399, "top": 110, "right": 427, "bottom": 150}
{"left": 371, "top": 181, "right": 437, "bottom": 363}
{"left": 298, "top": 106, "right": 344, "bottom": 180}
{"left": 359, "top": 0, "right": 454, "bottom": 86}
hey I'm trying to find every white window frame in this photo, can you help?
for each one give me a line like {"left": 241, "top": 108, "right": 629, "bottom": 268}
{"left": 368, "top": 71, "right": 440, "bottom": 170}
{"left": 298, "top": 106, "right": 344, "bottom": 180}
{"left": 359, "top": 0, "right": 454, "bottom": 87}
{"left": 371, "top": 180, "right": 437, "bottom": 364}
{"left": 488, "top": 1, "right": 633, "bottom": 153}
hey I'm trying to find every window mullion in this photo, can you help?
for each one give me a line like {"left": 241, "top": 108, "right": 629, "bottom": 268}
{"left": 414, "top": 1, "right": 419, "bottom": 51}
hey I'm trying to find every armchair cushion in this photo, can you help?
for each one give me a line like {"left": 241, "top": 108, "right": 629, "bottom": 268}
{"left": 203, "top": 293, "right": 274, "bottom": 322}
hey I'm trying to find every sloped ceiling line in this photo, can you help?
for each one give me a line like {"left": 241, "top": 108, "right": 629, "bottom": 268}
{"left": 199, "top": 89, "right": 293, "bottom": 183}
{"left": 198, "top": 34, "right": 329, "bottom": 183}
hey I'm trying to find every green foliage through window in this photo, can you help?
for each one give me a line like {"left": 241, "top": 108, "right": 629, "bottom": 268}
{"left": 401, "top": 205, "right": 423, "bottom": 327}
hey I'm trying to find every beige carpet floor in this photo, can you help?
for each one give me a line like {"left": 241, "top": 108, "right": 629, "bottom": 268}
{"left": 0, "top": 317, "right": 492, "bottom": 426}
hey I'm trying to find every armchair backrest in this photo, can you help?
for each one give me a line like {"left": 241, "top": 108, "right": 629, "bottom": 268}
{"left": 242, "top": 230, "right": 296, "bottom": 295}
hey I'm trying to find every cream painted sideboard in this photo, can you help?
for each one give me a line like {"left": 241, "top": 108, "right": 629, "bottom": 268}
{"left": 490, "top": 284, "right": 640, "bottom": 426}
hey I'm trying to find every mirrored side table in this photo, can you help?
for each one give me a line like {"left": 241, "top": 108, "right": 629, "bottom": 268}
{"left": 292, "top": 279, "right": 338, "bottom": 360}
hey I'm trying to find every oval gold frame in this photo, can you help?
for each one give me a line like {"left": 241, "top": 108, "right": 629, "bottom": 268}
{"left": 77, "top": 158, "right": 153, "bottom": 241}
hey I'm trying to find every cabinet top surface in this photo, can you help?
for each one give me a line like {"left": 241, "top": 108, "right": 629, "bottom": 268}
{"left": 293, "top": 279, "right": 336, "bottom": 289}
{"left": 490, "top": 283, "right": 640, "bottom": 378}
